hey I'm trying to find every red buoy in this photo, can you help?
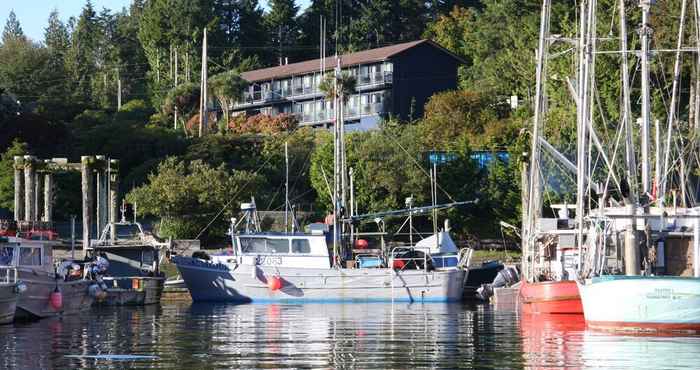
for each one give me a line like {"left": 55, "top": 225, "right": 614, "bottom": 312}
{"left": 268, "top": 276, "right": 283, "bottom": 291}
{"left": 354, "top": 239, "right": 369, "bottom": 249}
{"left": 49, "top": 287, "right": 63, "bottom": 311}
{"left": 392, "top": 260, "right": 405, "bottom": 269}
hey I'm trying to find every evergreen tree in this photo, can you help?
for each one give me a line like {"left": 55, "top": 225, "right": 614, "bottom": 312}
{"left": 2, "top": 10, "right": 25, "bottom": 44}
{"left": 265, "top": 0, "right": 299, "bottom": 64}
{"left": 297, "top": 0, "right": 335, "bottom": 60}
{"left": 68, "top": 1, "right": 100, "bottom": 106}
{"left": 345, "top": 0, "right": 427, "bottom": 51}
{"left": 212, "top": 0, "right": 266, "bottom": 70}
{"left": 45, "top": 10, "right": 70, "bottom": 53}
{"left": 112, "top": 2, "right": 149, "bottom": 104}
{"left": 40, "top": 10, "right": 73, "bottom": 119}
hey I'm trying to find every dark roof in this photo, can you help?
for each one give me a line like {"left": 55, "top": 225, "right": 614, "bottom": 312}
{"left": 240, "top": 39, "right": 465, "bottom": 82}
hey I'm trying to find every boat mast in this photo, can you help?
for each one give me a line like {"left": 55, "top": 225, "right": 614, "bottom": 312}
{"left": 640, "top": 0, "right": 653, "bottom": 197}
{"left": 619, "top": 0, "right": 638, "bottom": 205}
{"left": 285, "top": 141, "right": 289, "bottom": 233}
{"left": 576, "top": 0, "right": 594, "bottom": 268}
{"left": 333, "top": 58, "right": 341, "bottom": 267}
{"left": 524, "top": 0, "right": 551, "bottom": 282}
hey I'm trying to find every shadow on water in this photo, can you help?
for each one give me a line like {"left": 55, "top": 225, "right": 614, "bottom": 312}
{"left": 0, "top": 301, "right": 698, "bottom": 369}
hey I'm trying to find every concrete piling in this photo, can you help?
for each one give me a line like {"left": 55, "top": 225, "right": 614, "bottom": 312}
{"left": 13, "top": 156, "right": 24, "bottom": 221}
{"left": 24, "top": 155, "right": 36, "bottom": 222}
{"left": 82, "top": 156, "right": 94, "bottom": 250}
{"left": 109, "top": 159, "right": 119, "bottom": 224}
{"left": 43, "top": 173, "right": 53, "bottom": 222}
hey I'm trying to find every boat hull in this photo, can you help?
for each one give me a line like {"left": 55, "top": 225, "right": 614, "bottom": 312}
{"left": 96, "top": 277, "right": 164, "bottom": 306}
{"left": 173, "top": 256, "right": 465, "bottom": 303}
{"left": 15, "top": 269, "right": 95, "bottom": 319}
{"left": 0, "top": 283, "right": 19, "bottom": 324}
{"left": 579, "top": 276, "right": 700, "bottom": 333}
{"left": 520, "top": 280, "right": 583, "bottom": 314}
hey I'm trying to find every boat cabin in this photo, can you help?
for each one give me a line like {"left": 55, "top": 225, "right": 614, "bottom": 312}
{"left": 218, "top": 233, "right": 332, "bottom": 269}
{"left": 0, "top": 237, "right": 54, "bottom": 273}
{"left": 88, "top": 222, "right": 168, "bottom": 287}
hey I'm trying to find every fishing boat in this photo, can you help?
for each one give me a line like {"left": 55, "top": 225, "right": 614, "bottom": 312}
{"left": 539, "top": 0, "right": 700, "bottom": 332}
{"left": 0, "top": 264, "right": 24, "bottom": 324}
{"left": 173, "top": 201, "right": 469, "bottom": 303}
{"left": 519, "top": 209, "right": 583, "bottom": 314}
{"left": 519, "top": 0, "right": 584, "bottom": 314}
{"left": 88, "top": 211, "right": 168, "bottom": 306}
{"left": 0, "top": 236, "right": 102, "bottom": 319}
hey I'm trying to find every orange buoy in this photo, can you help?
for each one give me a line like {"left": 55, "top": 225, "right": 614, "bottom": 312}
{"left": 392, "top": 260, "right": 405, "bottom": 269}
{"left": 354, "top": 239, "right": 369, "bottom": 249}
{"left": 267, "top": 276, "right": 283, "bottom": 291}
{"left": 49, "top": 287, "right": 63, "bottom": 310}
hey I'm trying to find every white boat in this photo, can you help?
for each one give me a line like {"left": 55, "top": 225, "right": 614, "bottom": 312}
{"left": 579, "top": 275, "right": 700, "bottom": 332}
{"left": 173, "top": 204, "right": 467, "bottom": 303}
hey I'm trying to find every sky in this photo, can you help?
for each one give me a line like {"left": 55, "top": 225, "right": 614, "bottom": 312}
{"left": 1, "top": 1, "right": 309, "bottom": 43}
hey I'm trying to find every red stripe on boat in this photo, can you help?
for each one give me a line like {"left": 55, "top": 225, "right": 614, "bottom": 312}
{"left": 520, "top": 280, "right": 583, "bottom": 314}
{"left": 586, "top": 320, "right": 700, "bottom": 333}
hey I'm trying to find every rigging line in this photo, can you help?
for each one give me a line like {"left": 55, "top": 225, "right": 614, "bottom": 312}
{"left": 602, "top": 110, "right": 626, "bottom": 199}
{"left": 270, "top": 188, "right": 316, "bottom": 212}
{"left": 194, "top": 155, "right": 275, "bottom": 240}
{"left": 378, "top": 130, "right": 456, "bottom": 202}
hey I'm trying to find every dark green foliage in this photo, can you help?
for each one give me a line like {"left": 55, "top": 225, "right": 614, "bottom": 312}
{"left": 2, "top": 11, "right": 25, "bottom": 44}
{"left": 126, "top": 157, "right": 264, "bottom": 242}
{"left": 0, "top": 140, "right": 28, "bottom": 211}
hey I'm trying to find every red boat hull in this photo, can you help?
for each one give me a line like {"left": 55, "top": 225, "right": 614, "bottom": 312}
{"left": 520, "top": 280, "right": 583, "bottom": 314}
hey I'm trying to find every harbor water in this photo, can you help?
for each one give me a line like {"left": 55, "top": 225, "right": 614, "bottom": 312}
{"left": 1, "top": 302, "right": 699, "bottom": 369}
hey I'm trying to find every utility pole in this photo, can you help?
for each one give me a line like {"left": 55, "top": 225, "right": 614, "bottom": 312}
{"left": 199, "top": 28, "right": 208, "bottom": 138}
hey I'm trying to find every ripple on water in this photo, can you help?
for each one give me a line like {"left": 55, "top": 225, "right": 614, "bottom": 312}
{"left": 1, "top": 302, "right": 699, "bottom": 369}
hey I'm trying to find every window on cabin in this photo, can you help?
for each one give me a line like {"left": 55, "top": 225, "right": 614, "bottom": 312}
{"left": 240, "top": 238, "right": 267, "bottom": 253}
{"left": 19, "top": 247, "right": 41, "bottom": 266}
{"left": 267, "top": 239, "right": 290, "bottom": 253}
{"left": 0, "top": 246, "right": 13, "bottom": 265}
{"left": 292, "top": 239, "right": 311, "bottom": 254}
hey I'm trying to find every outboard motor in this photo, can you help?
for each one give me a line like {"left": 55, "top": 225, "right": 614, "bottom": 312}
{"left": 476, "top": 266, "right": 520, "bottom": 301}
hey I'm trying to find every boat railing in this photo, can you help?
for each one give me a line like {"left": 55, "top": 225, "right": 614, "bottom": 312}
{"left": 389, "top": 246, "right": 431, "bottom": 271}
{"left": 0, "top": 265, "right": 18, "bottom": 284}
{"left": 458, "top": 248, "right": 474, "bottom": 268}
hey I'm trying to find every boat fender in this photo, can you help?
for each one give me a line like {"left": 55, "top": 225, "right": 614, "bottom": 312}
{"left": 88, "top": 284, "right": 107, "bottom": 300}
{"left": 268, "top": 276, "right": 283, "bottom": 291}
{"left": 49, "top": 286, "right": 63, "bottom": 310}
{"left": 14, "top": 282, "right": 27, "bottom": 294}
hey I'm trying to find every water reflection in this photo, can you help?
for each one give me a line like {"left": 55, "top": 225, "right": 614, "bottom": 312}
{"left": 0, "top": 303, "right": 698, "bottom": 369}
{"left": 519, "top": 311, "right": 700, "bottom": 369}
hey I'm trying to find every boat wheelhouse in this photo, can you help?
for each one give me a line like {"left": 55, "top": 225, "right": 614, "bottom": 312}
{"left": 88, "top": 218, "right": 168, "bottom": 306}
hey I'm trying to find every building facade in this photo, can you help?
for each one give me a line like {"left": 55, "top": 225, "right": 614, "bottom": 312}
{"left": 234, "top": 40, "right": 464, "bottom": 131}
